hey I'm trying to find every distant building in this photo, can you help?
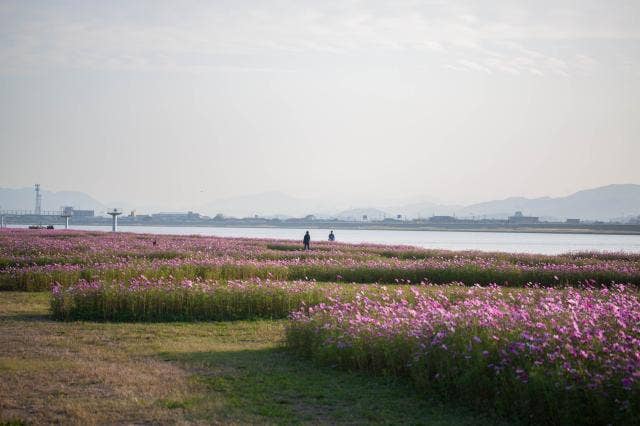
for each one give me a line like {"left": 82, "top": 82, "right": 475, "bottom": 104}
{"left": 428, "top": 215, "right": 458, "bottom": 224}
{"left": 61, "top": 206, "right": 94, "bottom": 217}
{"left": 152, "top": 211, "right": 201, "bottom": 220}
{"left": 565, "top": 218, "right": 580, "bottom": 225}
{"left": 508, "top": 211, "right": 539, "bottom": 224}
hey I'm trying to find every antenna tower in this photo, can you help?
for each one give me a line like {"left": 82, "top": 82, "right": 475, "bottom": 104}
{"left": 34, "top": 184, "right": 42, "bottom": 215}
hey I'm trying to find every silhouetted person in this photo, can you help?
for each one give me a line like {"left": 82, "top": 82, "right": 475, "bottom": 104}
{"left": 303, "top": 231, "right": 311, "bottom": 250}
{"left": 328, "top": 231, "right": 335, "bottom": 242}
{"left": 152, "top": 239, "right": 157, "bottom": 247}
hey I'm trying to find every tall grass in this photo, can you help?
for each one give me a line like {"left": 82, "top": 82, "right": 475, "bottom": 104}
{"left": 51, "top": 277, "right": 329, "bottom": 322}
{"left": 1, "top": 263, "right": 290, "bottom": 292}
{"left": 5, "top": 259, "right": 639, "bottom": 292}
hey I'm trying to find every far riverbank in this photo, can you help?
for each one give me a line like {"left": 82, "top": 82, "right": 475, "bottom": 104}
{"left": 4, "top": 216, "right": 640, "bottom": 235}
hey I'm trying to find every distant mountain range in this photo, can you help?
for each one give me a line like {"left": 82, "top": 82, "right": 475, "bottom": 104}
{"left": 1, "top": 184, "right": 640, "bottom": 221}
{"left": 454, "top": 184, "right": 640, "bottom": 221}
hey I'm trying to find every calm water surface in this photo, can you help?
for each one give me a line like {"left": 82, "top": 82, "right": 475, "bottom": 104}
{"left": 11, "top": 224, "right": 640, "bottom": 255}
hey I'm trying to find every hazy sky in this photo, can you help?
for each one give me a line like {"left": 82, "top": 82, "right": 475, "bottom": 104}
{"left": 1, "top": 0, "right": 639, "bottom": 209}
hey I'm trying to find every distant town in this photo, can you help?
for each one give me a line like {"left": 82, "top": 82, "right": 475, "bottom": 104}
{"left": 3, "top": 206, "right": 640, "bottom": 235}
{"left": 2, "top": 184, "right": 640, "bottom": 234}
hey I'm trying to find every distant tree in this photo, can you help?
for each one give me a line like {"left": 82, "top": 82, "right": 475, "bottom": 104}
{"left": 213, "top": 213, "right": 225, "bottom": 221}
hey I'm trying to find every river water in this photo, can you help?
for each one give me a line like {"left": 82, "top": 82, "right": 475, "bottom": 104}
{"left": 8, "top": 224, "right": 640, "bottom": 255}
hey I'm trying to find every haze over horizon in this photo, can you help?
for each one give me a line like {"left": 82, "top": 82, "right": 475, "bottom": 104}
{"left": 2, "top": 182, "right": 640, "bottom": 222}
{"left": 4, "top": 181, "right": 640, "bottom": 212}
{"left": 1, "top": 1, "right": 639, "bottom": 209}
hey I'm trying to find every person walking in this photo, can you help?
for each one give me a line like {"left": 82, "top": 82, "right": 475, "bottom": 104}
{"left": 303, "top": 231, "right": 311, "bottom": 250}
{"left": 328, "top": 230, "right": 335, "bottom": 242}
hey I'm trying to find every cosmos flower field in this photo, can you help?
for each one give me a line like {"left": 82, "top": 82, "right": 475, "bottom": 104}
{"left": 2, "top": 229, "right": 640, "bottom": 291}
{"left": 287, "top": 285, "right": 640, "bottom": 424}
{"left": 1, "top": 229, "right": 639, "bottom": 424}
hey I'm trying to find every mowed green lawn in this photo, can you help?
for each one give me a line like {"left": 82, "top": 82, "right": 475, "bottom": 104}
{"left": 0, "top": 292, "right": 505, "bottom": 425}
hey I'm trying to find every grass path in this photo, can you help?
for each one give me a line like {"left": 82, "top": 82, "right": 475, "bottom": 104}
{"left": 0, "top": 292, "right": 505, "bottom": 425}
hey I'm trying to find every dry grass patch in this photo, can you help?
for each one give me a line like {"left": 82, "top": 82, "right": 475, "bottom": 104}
{"left": 0, "top": 321, "right": 200, "bottom": 425}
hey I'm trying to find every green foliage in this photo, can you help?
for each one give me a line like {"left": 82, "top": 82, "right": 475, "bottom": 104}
{"left": 51, "top": 282, "right": 328, "bottom": 322}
